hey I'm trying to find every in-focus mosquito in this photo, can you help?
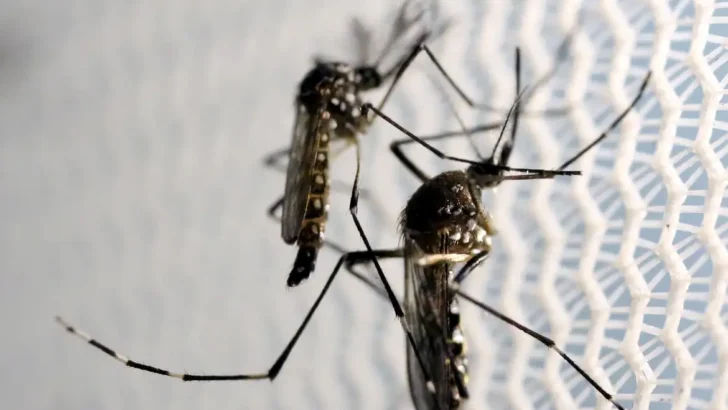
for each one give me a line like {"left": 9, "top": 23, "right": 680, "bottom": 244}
{"left": 262, "top": 0, "right": 452, "bottom": 287}
{"left": 352, "top": 52, "right": 653, "bottom": 409}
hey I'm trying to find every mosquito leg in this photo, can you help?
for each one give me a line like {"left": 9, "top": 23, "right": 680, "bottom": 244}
{"left": 456, "top": 290, "right": 626, "bottom": 410}
{"left": 347, "top": 135, "right": 442, "bottom": 410}
{"left": 267, "top": 195, "right": 285, "bottom": 222}
{"left": 485, "top": 47, "right": 522, "bottom": 169}
{"left": 370, "top": 39, "right": 583, "bottom": 180}
{"left": 415, "top": 20, "right": 581, "bottom": 116}
{"left": 371, "top": 29, "right": 427, "bottom": 113}
{"left": 388, "top": 49, "right": 525, "bottom": 183}
{"left": 344, "top": 263, "right": 388, "bottom": 300}
{"left": 318, "top": 240, "right": 402, "bottom": 304}
{"left": 362, "top": 103, "right": 579, "bottom": 178}
{"left": 319, "top": 240, "right": 402, "bottom": 304}
{"left": 391, "top": 122, "right": 503, "bottom": 182}
{"left": 262, "top": 146, "right": 290, "bottom": 173}
{"left": 330, "top": 138, "right": 355, "bottom": 161}
{"left": 364, "top": 102, "right": 494, "bottom": 168}
{"left": 451, "top": 252, "right": 626, "bottom": 410}
{"left": 262, "top": 135, "right": 368, "bottom": 172}
{"left": 264, "top": 144, "right": 368, "bottom": 183}
{"left": 264, "top": 151, "right": 377, "bottom": 223}
{"left": 316, "top": 239, "right": 385, "bottom": 282}
{"left": 382, "top": 43, "right": 571, "bottom": 117}
{"left": 450, "top": 250, "right": 490, "bottom": 285}
{"left": 56, "top": 249, "right": 390, "bottom": 382}
{"left": 373, "top": 0, "right": 452, "bottom": 78}
{"left": 344, "top": 248, "right": 404, "bottom": 301}
{"left": 265, "top": 188, "right": 388, "bottom": 288}
{"left": 509, "top": 48, "right": 522, "bottom": 158}
{"left": 558, "top": 71, "right": 652, "bottom": 170}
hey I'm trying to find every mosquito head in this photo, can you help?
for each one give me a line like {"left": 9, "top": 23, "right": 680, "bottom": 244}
{"left": 466, "top": 139, "right": 513, "bottom": 189}
{"left": 354, "top": 66, "right": 383, "bottom": 90}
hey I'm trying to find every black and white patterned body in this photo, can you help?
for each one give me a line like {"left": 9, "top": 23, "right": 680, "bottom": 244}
{"left": 282, "top": 62, "right": 381, "bottom": 286}
{"left": 400, "top": 170, "right": 497, "bottom": 410}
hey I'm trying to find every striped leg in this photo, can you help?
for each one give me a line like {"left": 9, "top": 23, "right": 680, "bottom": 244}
{"left": 450, "top": 252, "right": 627, "bottom": 410}
{"left": 56, "top": 250, "right": 387, "bottom": 382}
{"left": 55, "top": 316, "right": 267, "bottom": 381}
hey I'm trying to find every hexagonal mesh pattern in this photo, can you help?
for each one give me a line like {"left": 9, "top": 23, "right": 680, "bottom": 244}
{"left": 3, "top": 1, "right": 724, "bottom": 410}
{"left": 442, "top": 1, "right": 727, "bottom": 410}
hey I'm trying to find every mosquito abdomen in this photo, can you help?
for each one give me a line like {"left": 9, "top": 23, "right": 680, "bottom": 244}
{"left": 287, "top": 245, "right": 320, "bottom": 287}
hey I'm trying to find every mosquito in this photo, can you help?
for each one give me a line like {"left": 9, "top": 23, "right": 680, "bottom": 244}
{"left": 351, "top": 52, "right": 653, "bottom": 408}
{"left": 261, "top": 0, "right": 452, "bottom": 287}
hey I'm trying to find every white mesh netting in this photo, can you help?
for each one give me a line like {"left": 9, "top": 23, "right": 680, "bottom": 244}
{"left": 2, "top": 1, "right": 726, "bottom": 410}
{"left": 437, "top": 1, "right": 727, "bottom": 410}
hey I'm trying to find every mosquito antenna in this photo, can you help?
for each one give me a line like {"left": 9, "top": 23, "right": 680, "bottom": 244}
{"left": 490, "top": 81, "right": 530, "bottom": 162}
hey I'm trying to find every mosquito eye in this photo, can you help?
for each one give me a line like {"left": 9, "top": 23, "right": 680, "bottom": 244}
{"left": 356, "top": 68, "right": 382, "bottom": 88}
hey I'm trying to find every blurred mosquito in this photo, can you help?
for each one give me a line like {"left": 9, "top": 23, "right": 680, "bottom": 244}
{"left": 261, "top": 0, "right": 452, "bottom": 287}
{"left": 352, "top": 53, "right": 653, "bottom": 408}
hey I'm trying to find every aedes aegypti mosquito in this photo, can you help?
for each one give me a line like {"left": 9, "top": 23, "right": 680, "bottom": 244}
{"left": 262, "top": 0, "right": 453, "bottom": 287}
{"left": 353, "top": 53, "right": 653, "bottom": 409}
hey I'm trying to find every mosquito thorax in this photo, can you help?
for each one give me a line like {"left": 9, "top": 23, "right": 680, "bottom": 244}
{"left": 298, "top": 62, "right": 347, "bottom": 88}
{"left": 401, "top": 170, "right": 496, "bottom": 255}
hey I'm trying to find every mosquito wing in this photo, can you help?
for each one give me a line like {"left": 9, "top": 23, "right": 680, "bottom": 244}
{"left": 281, "top": 102, "right": 326, "bottom": 244}
{"left": 404, "top": 239, "right": 451, "bottom": 410}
